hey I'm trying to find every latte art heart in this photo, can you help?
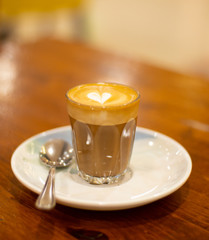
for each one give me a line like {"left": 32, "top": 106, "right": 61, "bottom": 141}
{"left": 87, "top": 92, "right": 112, "bottom": 104}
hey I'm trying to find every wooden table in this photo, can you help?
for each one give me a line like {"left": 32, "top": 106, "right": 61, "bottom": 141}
{"left": 0, "top": 38, "right": 209, "bottom": 239}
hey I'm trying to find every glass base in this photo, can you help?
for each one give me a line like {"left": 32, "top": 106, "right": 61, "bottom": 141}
{"left": 78, "top": 170, "right": 128, "bottom": 185}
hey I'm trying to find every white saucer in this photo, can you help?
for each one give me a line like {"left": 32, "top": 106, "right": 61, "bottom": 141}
{"left": 11, "top": 126, "right": 192, "bottom": 211}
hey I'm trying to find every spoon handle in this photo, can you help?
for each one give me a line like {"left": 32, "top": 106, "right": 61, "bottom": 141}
{"left": 35, "top": 167, "right": 56, "bottom": 210}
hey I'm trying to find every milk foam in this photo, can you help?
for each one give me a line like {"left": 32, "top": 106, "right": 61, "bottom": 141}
{"left": 87, "top": 92, "right": 112, "bottom": 104}
{"left": 66, "top": 83, "right": 140, "bottom": 125}
{"left": 67, "top": 83, "right": 138, "bottom": 107}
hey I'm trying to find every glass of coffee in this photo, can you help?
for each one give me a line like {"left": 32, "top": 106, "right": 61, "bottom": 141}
{"left": 66, "top": 83, "right": 140, "bottom": 184}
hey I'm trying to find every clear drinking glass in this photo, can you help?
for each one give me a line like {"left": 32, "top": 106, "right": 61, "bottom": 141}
{"left": 66, "top": 83, "right": 140, "bottom": 184}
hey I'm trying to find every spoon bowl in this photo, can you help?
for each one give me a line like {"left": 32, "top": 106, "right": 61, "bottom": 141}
{"left": 40, "top": 139, "right": 73, "bottom": 167}
{"left": 35, "top": 139, "right": 73, "bottom": 210}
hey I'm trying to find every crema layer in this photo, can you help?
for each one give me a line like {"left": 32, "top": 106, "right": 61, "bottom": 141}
{"left": 66, "top": 83, "right": 140, "bottom": 125}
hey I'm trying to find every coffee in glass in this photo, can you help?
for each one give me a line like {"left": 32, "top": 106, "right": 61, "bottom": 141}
{"left": 66, "top": 83, "right": 140, "bottom": 184}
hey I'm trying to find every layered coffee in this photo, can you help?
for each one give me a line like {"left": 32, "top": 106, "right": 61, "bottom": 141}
{"left": 66, "top": 83, "right": 140, "bottom": 184}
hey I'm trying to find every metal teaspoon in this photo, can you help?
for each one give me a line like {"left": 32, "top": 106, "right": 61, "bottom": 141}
{"left": 35, "top": 139, "right": 73, "bottom": 210}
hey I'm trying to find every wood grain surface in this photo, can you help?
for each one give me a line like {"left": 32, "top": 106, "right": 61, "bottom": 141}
{"left": 0, "top": 38, "right": 209, "bottom": 240}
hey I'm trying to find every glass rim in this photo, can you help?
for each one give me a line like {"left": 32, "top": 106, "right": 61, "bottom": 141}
{"left": 65, "top": 82, "right": 140, "bottom": 109}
